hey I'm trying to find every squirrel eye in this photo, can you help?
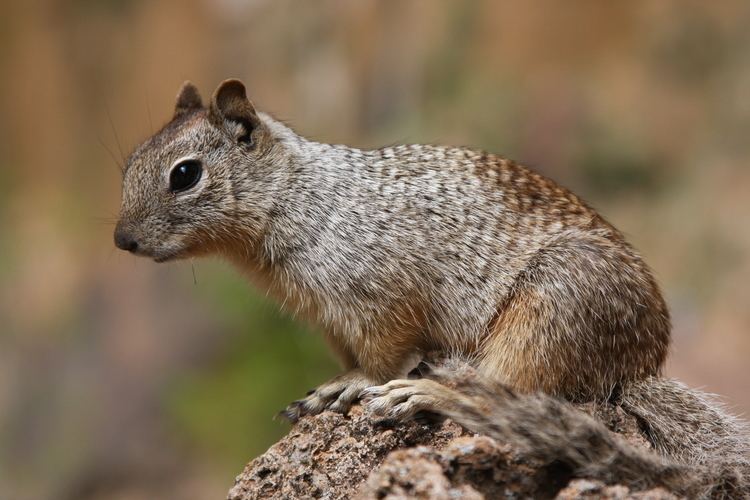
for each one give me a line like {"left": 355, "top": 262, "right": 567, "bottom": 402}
{"left": 169, "top": 160, "right": 202, "bottom": 193}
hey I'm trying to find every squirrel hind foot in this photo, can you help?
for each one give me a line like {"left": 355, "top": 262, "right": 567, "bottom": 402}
{"left": 361, "top": 377, "right": 486, "bottom": 425}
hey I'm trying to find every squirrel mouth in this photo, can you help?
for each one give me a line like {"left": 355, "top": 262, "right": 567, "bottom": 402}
{"left": 153, "top": 252, "right": 180, "bottom": 263}
{"left": 151, "top": 241, "right": 200, "bottom": 263}
{"left": 150, "top": 247, "right": 184, "bottom": 263}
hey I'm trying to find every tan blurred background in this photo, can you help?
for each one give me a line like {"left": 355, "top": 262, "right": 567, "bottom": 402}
{"left": 1, "top": 1, "right": 749, "bottom": 498}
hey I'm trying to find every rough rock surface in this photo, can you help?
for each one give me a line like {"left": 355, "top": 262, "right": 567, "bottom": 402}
{"left": 228, "top": 402, "right": 679, "bottom": 499}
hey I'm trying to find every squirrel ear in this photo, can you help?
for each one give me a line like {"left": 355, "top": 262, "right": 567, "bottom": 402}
{"left": 209, "top": 79, "right": 259, "bottom": 144}
{"left": 174, "top": 81, "right": 203, "bottom": 118}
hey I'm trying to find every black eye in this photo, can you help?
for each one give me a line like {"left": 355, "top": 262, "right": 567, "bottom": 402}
{"left": 169, "top": 160, "right": 202, "bottom": 193}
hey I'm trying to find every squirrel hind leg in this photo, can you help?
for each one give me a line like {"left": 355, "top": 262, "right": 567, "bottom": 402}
{"left": 478, "top": 233, "right": 670, "bottom": 399}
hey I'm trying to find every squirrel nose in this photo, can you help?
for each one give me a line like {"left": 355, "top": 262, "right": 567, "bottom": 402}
{"left": 114, "top": 224, "right": 139, "bottom": 253}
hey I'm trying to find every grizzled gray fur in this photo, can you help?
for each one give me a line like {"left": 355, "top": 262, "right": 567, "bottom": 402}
{"left": 115, "top": 80, "right": 748, "bottom": 498}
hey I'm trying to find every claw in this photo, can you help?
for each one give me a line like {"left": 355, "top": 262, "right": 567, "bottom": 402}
{"left": 359, "top": 386, "right": 384, "bottom": 399}
{"left": 327, "top": 400, "right": 348, "bottom": 414}
{"left": 279, "top": 408, "right": 299, "bottom": 423}
{"left": 283, "top": 369, "right": 378, "bottom": 419}
{"left": 280, "top": 400, "right": 306, "bottom": 423}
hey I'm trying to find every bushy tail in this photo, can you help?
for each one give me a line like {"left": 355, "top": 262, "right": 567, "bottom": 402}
{"left": 420, "top": 365, "right": 750, "bottom": 498}
{"left": 619, "top": 378, "right": 750, "bottom": 497}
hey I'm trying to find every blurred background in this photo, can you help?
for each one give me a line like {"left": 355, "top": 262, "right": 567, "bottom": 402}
{"left": 1, "top": 1, "right": 749, "bottom": 498}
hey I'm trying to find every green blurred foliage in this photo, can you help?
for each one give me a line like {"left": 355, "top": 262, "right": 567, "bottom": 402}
{"left": 166, "top": 264, "right": 337, "bottom": 467}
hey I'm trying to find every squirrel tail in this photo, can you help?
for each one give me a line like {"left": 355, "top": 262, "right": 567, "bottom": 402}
{"left": 618, "top": 377, "right": 750, "bottom": 496}
{"left": 409, "top": 364, "right": 750, "bottom": 498}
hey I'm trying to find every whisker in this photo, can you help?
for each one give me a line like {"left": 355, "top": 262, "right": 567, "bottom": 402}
{"left": 98, "top": 135, "right": 124, "bottom": 173}
{"left": 146, "top": 89, "right": 154, "bottom": 134}
{"left": 93, "top": 209, "right": 120, "bottom": 225}
{"left": 105, "top": 103, "right": 126, "bottom": 165}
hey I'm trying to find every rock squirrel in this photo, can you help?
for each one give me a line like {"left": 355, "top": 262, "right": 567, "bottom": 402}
{"left": 115, "top": 80, "right": 748, "bottom": 496}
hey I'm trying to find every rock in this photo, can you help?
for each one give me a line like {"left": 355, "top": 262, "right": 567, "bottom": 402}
{"left": 228, "top": 406, "right": 465, "bottom": 500}
{"left": 555, "top": 479, "right": 677, "bottom": 499}
{"left": 228, "top": 404, "right": 677, "bottom": 499}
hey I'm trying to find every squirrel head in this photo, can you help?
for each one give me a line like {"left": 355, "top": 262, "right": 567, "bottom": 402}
{"left": 114, "top": 79, "right": 276, "bottom": 262}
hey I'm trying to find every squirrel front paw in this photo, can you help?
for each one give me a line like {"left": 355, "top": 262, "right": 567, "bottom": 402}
{"left": 281, "top": 369, "right": 378, "bottom": 422}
